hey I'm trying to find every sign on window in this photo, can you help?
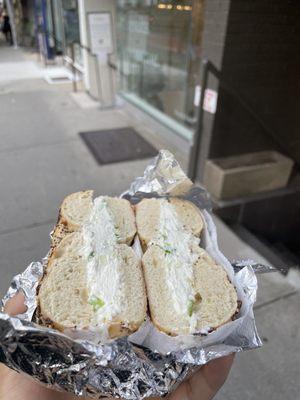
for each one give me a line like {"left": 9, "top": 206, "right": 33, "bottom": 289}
{"left": 88, "top": 12, "right": 113, "bottom": 56}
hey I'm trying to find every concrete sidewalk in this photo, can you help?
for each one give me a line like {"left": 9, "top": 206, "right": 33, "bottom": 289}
{"left": 0, "top": 46, "right": 299, "bottom": 400}
{"left": 214, "top": 217, "right": 300, "bottom": 400}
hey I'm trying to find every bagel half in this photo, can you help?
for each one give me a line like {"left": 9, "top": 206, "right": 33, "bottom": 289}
{"left": 135, "top": 198, "right": 238, "bottom": 335}
{"left": 38, "top": 193, "right": 147, "bottom": 338}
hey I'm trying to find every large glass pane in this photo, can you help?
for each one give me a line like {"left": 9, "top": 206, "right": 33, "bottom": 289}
{"left": 116, "top": 0, "right": 205, "bottom": 137}
{"left": 61, "top": 0, "right": 80, "bottom": 45}
{"left": 61, "top": 0, "right": 82, "bottom": 65}
{"left": 50, "top": 0, "right": 65, "bottom": 53}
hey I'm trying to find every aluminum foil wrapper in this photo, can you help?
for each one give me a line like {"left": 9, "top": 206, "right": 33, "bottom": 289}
{"left": 0, "top": 150, "right": 263, "bottom": 399}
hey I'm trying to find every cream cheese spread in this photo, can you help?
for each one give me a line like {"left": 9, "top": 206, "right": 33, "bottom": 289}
{"left": 150, "top": 199, "right": 200, "bottom": 332}
{"left": 82, "top": 197, "right": 124, "bottom": 326}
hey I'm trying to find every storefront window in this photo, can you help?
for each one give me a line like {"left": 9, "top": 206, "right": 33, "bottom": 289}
{"left": 49, "top": 0, "right": 64, "bottom": 53}
{"left": 60, "top": 0, "right": 82, "bottom": 65}
{"left": 41, "top": 0, "right": 82, "bottom": 64}
{"left": 61, "top": 0, "right": 80, "bottom": 45}
{"left": 116, "top": 0, "right": 205, "bottom": 139}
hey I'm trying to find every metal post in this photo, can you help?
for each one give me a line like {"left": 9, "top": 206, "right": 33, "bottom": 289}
{"left": 121, "top": 50, "right": 125, "bottom": 91}
{"left": 41, "top": 0, "right": 54, "bottom": 60}
{"left": 94, "top": 54, "right": 103, "bottom": 105}
{"left": 107, "top": 53, "right": 115, "bottom": 107}
{"left": 4, "top": 0, "right": 17, "bottom": 47}
{"left": 70, "top": 42, "right": 77, "bottom": 92}
{"left": 139, "top": 59, "right": 144, "bottom": 97}
{"left": 129, "top": 57, "right": 133, "bottom": 91}
{"left": 188, "top": 59, "right": 209, "bottom": 181}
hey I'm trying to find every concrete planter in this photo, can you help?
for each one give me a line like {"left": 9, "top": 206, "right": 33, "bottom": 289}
{"left": 203, "top": 151, "right": 294, "bottom": 200}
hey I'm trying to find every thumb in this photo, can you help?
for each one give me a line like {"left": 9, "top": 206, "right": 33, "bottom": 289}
{"left": 4, "top": 292, "right": 27, "bottom": 316}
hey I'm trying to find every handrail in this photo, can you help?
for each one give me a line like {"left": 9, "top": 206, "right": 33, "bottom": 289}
{"left": 188, "top": 60, "right": 293, "bottom": 181}
{"left": 39, "top": 30, "right": 103, "bottom": 103}
{"left": 40, "top": 29, "right": 92, "bottom": 54}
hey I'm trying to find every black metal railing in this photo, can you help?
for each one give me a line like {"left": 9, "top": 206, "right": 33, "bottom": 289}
{"left": 38, "top": 29, "right": 113, "bottom": 105}
{"left": 188, "top": 60, "right": 291, "bottom": 181}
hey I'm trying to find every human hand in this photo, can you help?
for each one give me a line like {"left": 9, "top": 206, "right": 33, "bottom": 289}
{"left": 0, "top": 293, "right": 234, "bottom": 400}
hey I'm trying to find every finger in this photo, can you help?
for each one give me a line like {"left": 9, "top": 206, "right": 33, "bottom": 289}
{"left": 168, "top": 354, "right": 235, "bottom": 400}
{"left": 201, "top": 354, "right": 235, "bottom": 393}
{"left": 4, "top": 292, "right": 27, "bottom": 316}
{"left": 168, "top": 367, "right": 210, "bottom": 400}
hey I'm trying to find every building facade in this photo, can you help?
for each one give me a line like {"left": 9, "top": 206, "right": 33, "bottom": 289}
{"left": 29, "top": 0, "right": 300, "bottom": 263}
{"left": 115, "top": 0, "right": 205, "bottom": 140}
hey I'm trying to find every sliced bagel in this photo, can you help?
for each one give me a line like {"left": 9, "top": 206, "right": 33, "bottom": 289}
{"left": 39, "top": 231, "right": 147, "bottom": 337}
{"left": 137, "top": 197, "right": 237, "bottom": 335}
{"left": 103, "top": 197, "right": 137, "bottom": 245}
{"left": 51, "top": 222, "right": 72, "bottom": 248}
{"left": 169, "top": 198, "right": 203, "bottom": 237}
{"left": 57, "top": 191, "right": 136, "bottom": 245}
{"left": 39, "top": 194, "right": 144, "bottom": 338}
{"left": 39, "top": 233, "right": 92, "bottom": 329}
{"left": 142, "top": 245, "right": 237, "bottom": 335}
{"left": 60, "top": 190, "right": 94, "bottom": 231}
{"left": 135, "top": 198, "right": 203, "bottom": 248}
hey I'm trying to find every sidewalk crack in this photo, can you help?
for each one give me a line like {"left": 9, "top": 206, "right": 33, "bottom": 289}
{"left": 254, "top": 290, "right": 299, "bottom": 310}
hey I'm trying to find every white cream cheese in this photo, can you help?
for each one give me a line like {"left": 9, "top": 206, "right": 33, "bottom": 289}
{"left": 150, "top": 199, "right": 200, "bottom": 332}
{"left": 82, "top": 197, "right": 124, "bottom": 326}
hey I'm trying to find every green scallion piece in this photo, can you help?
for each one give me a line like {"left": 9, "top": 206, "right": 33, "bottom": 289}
{"left": 188, "top": 300, "right": 195, "bottom": 317}
{"left": 88, "top": 296, "right": 105, "bottom": 311}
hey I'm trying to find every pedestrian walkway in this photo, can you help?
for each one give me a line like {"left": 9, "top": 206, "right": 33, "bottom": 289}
{"left": 0, "top": 45, "right": 74, "bottom": 85}
{"left": 0, "top": 59, "right": 43, "bottom": 82}
{"left": 0, "top": 46, "right": 299, "bottom": 400}
{"left": 0, "top": 45, "right": 42, "bottom": 82}
{"left": 0, "top": 43, "right": 25, "bottom": 61}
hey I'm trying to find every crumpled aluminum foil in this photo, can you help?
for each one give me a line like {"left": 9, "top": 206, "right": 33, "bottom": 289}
{"left": 0, "top": 150, "right": 263, "bottom": 399}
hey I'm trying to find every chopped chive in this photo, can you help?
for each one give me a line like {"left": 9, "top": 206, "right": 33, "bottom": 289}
{"left": 88, "top": 296, "right": 105, "bottom": 311}
{"left": 165, "top": 249, "right": 172, "bottom": 254}
{"left": 88, "top": 251, "right": 95, "bottom": 260}
{"left": 188, "top": 300, "right": 195, "bottom": 317}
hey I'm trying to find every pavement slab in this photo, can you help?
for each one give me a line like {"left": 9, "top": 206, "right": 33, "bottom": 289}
{"left": 0, "top": 46, "right": 26, "bottom": 62}
{"left": 0, "top": 61, "right": 43, "bottom": 82}
{"left": 0, "top": 139, "right": 151, "bottom": 234}
{"left": 215, "top": 292, "right": 300, "bottom": 400}
{"left": 213, "top": 215, "right": 297, "bottom": 306}
{"left": 0, "top": 222, "right": 54, "bottom": 297}
{"left": 57, "top": 107, "right": 130, "bottom": 136}
{"left": 0, "top": 78, "right": 73, "bottom": 95}
{"left": 0, "top": 90, "right": 130, "bottom": 152}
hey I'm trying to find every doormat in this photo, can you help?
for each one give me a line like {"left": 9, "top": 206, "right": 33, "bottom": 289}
{"left": 79, "top": 127, "right": 157, "bottom": 165}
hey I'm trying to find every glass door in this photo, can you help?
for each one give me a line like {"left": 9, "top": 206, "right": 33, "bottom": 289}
{"left": 116, "top": 0, "right": 205, "bottom": 139}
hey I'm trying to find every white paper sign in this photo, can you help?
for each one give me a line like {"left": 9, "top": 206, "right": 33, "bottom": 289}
{"left": 204, "top": 88, "right": 218, "bottom": 114}
{"left": 194, "top": 86, "right": 218, "bottom": 114}
{"left": 127, "top": 13, "right": 149, "bottom": 53}
{"left": 194, "top": 85, "right": 201, "bottom": 107}
{"left": 88, "top": 12, "right": 113, "bottom": 56}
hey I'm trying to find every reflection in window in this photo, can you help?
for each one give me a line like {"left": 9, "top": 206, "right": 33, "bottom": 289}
{"left": 116, "top": 0, "right": 205, "bottom": 134}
